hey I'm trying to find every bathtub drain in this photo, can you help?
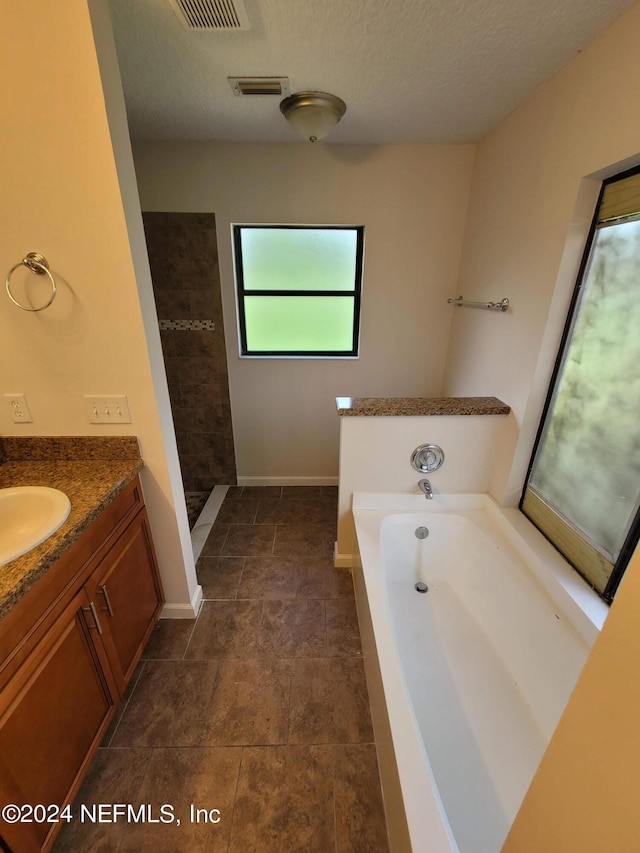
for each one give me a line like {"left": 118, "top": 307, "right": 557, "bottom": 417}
{"left": 415, "top": 526, "right": 429, "bottom": 539}
{"left": 415, "top": 582, "right": 428, "bottom": 593}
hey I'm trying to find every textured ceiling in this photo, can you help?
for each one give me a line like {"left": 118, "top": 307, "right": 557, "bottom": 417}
{"left": 108, "top": 0, "right": 635, "bottom": 144}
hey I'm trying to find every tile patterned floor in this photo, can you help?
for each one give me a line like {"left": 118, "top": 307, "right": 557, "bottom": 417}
{"left": 53, "top": 486, "right": 389, "bottom": 853}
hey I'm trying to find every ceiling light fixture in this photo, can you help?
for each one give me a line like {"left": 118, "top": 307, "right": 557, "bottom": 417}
{"left": 279, "top": 91, "right": 347, "bottom": 143}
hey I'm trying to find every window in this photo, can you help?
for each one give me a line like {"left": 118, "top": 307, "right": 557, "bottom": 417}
{"left": 521, "top": 167, "right": 640, "bottom": 602}
{"left": 232, "top": 225, "right": 364, "bottom": 357}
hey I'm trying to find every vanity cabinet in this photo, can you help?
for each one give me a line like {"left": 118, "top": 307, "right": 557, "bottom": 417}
{"left": 85, "top": 510, "right": 162, "bottom": 694}
{"left": 0, "top": 476, "right": 163, "bottom": 853}
{"left": 0, "top": 588, "right": 116, "bottom": 853}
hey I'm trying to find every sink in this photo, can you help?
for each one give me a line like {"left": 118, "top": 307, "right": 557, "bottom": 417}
{"left": 0, "top": 486, "right": 71, "bottom": 566}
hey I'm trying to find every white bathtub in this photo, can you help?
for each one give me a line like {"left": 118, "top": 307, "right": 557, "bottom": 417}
{"left": 352, "top": 493, "right": 607, "bottom": 853}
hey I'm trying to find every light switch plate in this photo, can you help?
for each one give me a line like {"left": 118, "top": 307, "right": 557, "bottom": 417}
{"left": 84, "top": 395, "right": 132, "bottom": 424}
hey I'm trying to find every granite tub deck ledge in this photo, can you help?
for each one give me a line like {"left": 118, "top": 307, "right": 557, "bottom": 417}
{"left": 336, "top": 396, "right": 511, "bottom": 417}
{"left": 0, "top": 436, "right": 143, "bottom": 619}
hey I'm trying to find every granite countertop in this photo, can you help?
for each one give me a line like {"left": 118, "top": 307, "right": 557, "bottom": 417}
{"left": 0, "top": 437, "right": 143, "bottom": 620}
{"left": 336, "top": 396, "right": 511, "bottom": 416}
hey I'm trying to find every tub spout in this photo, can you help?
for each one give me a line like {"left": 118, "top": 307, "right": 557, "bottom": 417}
{"left": 418, "top": 479, "right": 433, "bottom": 500}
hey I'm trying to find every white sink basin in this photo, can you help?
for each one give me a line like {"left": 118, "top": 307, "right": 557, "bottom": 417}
{"left": 0, "top": 486, "right": 71, "bottom": 566}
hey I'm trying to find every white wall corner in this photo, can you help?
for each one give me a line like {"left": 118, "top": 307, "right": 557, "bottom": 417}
{"left": 502, "top": 177, "right": 603, "bottom": 501}
{"left": 88, "top": 0, "right": 198, "bottom": 611}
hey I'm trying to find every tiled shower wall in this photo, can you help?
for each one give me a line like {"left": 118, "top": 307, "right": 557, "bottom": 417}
{"left": 143, "top": 212, "right": 237, "bottom": 520}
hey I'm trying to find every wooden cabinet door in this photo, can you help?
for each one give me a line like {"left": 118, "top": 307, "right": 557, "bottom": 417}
{"left": 87, "top": 509, "right": 163, "bottom": 695}
{"left": 0, "top": 589, "right": 116, "bottom": 853}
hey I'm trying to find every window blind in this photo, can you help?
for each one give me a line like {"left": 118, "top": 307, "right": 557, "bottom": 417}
{"left": 598, "top": 171, "right": 640, "bottom": 223}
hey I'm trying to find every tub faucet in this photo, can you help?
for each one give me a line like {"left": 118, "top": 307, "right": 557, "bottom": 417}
{"left": 418, "top": 479, "right": 433, "bottom": 500}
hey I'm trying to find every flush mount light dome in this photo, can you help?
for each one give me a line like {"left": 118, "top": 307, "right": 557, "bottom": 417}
{"left": 279, "top": 91, "right": 346, "bottom": 142}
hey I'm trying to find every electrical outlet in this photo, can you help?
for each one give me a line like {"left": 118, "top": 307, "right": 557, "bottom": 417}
{"left": 84, "top": 395, "right": 132, "bottom": 424}
{"left": 5, "top": 393, "right": 33, "bottom": 423}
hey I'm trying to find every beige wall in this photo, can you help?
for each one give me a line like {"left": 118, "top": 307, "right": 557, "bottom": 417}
{"left": 133, "top": 142, "right": 475, "bottom": 481}
{"left": 0, "top": 0, "right": 198, "bottom": 612}
{"left": 502, "top": 547, "right": 640, "bottom": 852}
{"left": 443, "top": 0, "right": 640, "bottom": 505}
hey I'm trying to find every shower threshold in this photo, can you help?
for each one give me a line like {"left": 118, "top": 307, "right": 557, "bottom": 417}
{"left": 190, "top": 485, "right": 229, "bottom": 562}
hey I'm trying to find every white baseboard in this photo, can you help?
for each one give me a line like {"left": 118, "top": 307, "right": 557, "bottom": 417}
{"left": 161, "top": 583, "right": 203, "bottom": 619}
{"left": 237, "top": 475, "right": 339, "bottom": 487}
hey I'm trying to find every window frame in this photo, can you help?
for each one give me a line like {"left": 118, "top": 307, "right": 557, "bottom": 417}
{"left": 232, "top": 224, "right": 364, "bottom": 359}
{"left": 520, "top": 164, "right": 640, "bottom": 603}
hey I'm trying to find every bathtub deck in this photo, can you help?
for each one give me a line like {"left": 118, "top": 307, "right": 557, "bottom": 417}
{"left": 353, "top": 494, "right": 594, "bottom": 853}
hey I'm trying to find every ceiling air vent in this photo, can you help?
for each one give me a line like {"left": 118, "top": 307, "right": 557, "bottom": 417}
{"left": 228, "top": 77, "right": 291, "bottom": 97}
{"left": 168, "top": 0, "right": 250, "bottom": 30}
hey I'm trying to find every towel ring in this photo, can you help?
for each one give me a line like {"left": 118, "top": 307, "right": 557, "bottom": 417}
{"left": 6, "top": 252, "right": 57, "bottom": 311}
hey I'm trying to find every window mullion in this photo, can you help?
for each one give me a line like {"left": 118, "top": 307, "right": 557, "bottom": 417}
{"left": 240, "top": 289, "right": 354, "bottom": 297}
